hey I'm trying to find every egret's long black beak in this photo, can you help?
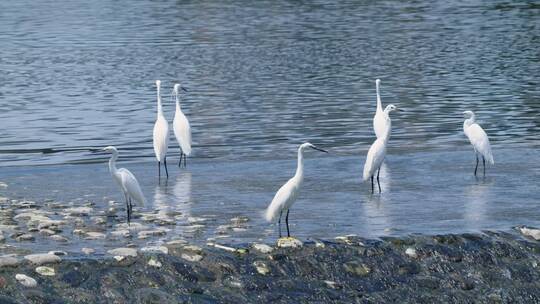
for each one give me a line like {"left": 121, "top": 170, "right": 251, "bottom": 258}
{"left": 181, "top": 87, "right": 188, "bottom": 92}
{"left": 311, "top": 145, "right": 328, "bottom": 153}
{"left": 396, "top": 108, "right": 404, "bottom": 112}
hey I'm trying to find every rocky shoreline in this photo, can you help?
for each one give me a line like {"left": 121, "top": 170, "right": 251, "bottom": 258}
{"left": 0, "top": 230, "right": 539, "bottom": 303}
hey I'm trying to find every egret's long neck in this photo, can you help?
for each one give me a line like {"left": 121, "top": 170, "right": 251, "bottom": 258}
{"left": 175, "top": 92, "right": 182, "bottom": 112}
{"left": 157, "top": 86, "right": 164, "bottom": 118}
{"left": 376, "top": 81, "right": 382, "bottom": 112}
{"left": 464, "top": 115, "right": 476, "bottom": 128}
{"left": 108, "top": 152, "right": 118, "bottom": 175}
{"left": 294, "top": 148, "right": 304, "bottom": 180}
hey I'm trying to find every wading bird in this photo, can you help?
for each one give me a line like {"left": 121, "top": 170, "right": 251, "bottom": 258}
{"left": 265, "top": 142, "right": 327, "bottom": 238}
{"left": 172, "top": 84, "right": 191, "bottom": 168}
{"left": 103, "top": 146, "right": 146, "bottom": 224}
{"left": 463, "top": 111, "right": 494, "bottom": 176}
{"left": 373, "top": 79, "right": 389, "bottom": 139}
{"left": 363, "top": 104, "right": 401, "bottom": 193}
{"left": 153, "top": 80, "right": 169, "bottom": 179}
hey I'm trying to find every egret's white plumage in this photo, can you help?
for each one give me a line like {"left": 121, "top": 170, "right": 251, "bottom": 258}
{"left": 463, "top": 111, "right": 494, "bottom": 176}
{"left": 153, "top": 80, "right": 170, "bottom": 178}
{"left": 265, "top": 142, "right": 327, "bottom": 237}
{"left": 373, "top": 79, "right": 389, "bottom": 139}
{"left": 364, "top": 104, "right": 400, "bottom": 193}
{"left": 173, "top": 83, "right": 192, "bottom": 167}
{"left": 104, "top": 146, "right": 145, "bottom": 223}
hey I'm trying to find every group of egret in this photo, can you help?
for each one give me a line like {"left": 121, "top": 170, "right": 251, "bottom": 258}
{"left": 265, "top": 79, "right": 494, "bottom": 237}
{"left": 153, "top": 80, "right": 192, "bottom": 179}
{"left": 104, "top": 80, "right": 192, "bottom": 223}
{"left": 102, "top": 78, "right": 494, "bottom": 236}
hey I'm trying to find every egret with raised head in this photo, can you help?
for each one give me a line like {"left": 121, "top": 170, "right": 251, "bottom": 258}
{"left": 172, "top": 83, "right": 191, "bottom": 168}
{"left": 373, "top": 79, "right": 389, "bottom": 139}
{"left": 363, "top": 104, "right": 401, "bottom": 193}
{"left": 103, "top": 146, "right": 146, "bottom": 224}
{"left": 463, "top": 111, "right": 494, "bottom": 176}
{"left": 265, "top": 142, "right": 327, "bottom": 238}
{"left": 153, "top": 80, "right": 169, "bottom": 179}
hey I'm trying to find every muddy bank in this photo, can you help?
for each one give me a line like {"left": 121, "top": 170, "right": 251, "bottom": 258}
{"left": 0, "top": 231, "right": 540, "bottom": 303}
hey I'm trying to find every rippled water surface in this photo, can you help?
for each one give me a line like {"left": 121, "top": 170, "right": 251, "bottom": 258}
{"left": 0, "top": 0, "right": 539, "bottom": 165}
{"left": 0, "top": 0, "right": 539, "bottom": 253}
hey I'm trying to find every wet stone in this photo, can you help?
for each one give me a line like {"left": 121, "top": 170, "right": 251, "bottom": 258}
{"left": 15, "top": 274, "right": 37, "bottom": 287}
{"left": 35, "top": 266, "right": 55, "bottom": 276}
{"left": 24, "top": 253, "right": 61, "bottom": 265}
{"left": 107, "top": 248, "right": 138, "bottom": 257}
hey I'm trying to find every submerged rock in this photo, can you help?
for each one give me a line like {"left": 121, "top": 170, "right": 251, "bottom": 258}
{"left": 519, "top": 227, "right": 540, "bottom": 240}
{"left": 24, "top": 253, "right": 61, "bottom": 265}
{"left": 0, "top": 255, "right": 20, "bottom": 267}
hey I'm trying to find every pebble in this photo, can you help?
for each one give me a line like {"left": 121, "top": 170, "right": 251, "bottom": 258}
{"left": 39, "top": 229, "right": 56, "bottom": 236}
{"left": 252, "top": 243, "right": 273, "bottom": 254}
{"left": 84, "top": 232, "right": 106, "bottom": 240}
{"left": 111, "top": 229, "right": 131, "bottom": 238}
{"left": 405, "top": 247, "right": 418, "bottom": 258}
{"left": 15, "top": 233, "right": 35, "bottom": 242}
{"left": 24, "top": 253, "right": 61, "bottom": 265}
{"left": 35, "top": 266, "right": 55, "bottom": 276}
{"left": 107, "top": 248, "right": 138, "bottom": 257}
{"left": 140, "top": 246, "right": 168, "bottom": 254}
{"left": 81, "top": 248, "right": 95, "bottom": 255}
{"left": 15, "top": 274, "right": 37, "bottom": 287}
{"left": 138, "top": 229, "right": 167, "bottom": 239}
{"left": 64, "top": 207, "right": 93, "bottom": 216}
{"left": 48, "top": 251, "right": 67, "bottom": 256}
{"left": 50, "top": 235, "right": 69, "bottom": 242}
{"left": 277, "top": 237, "right": 303, "bottom": 248}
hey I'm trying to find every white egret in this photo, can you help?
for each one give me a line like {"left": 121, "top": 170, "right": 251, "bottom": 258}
{"left": 172, "top": 83, "right": 191, "bottom": 168}
{"left": 153, "top": 80, "right": 170, "bottom": 179}
{"left": 265, "top": 142, "right": 327, "bottom": 238}
{"left": 463, "top": 111, "right": 494, "bottom": 176}
{"left": 103, "top": 146, "right": 146, "bottom": 224}
{"left": 363, "top": 104, "right": 401, "bottom": 193}
{"left": 373, "top": 79, "right": 389, "bottom": 139}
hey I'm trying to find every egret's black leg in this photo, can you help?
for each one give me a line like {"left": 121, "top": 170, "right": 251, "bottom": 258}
{"left": 377, "top": 168, "right": 381, "bottom": 193}
{"left": 482, "top": 156, "right": 486, "bottom": 177}
{"left": 178, "top": 153, "right": 183, "bottom": 167}
{"left": 164, "top": 157, "right": 169, "bottom": 178}
{"left": 474, "top": 155, "right": 479, "bottom": 176}
{"left": 124, "top": 194, "right": 129, "bottom": 223}
{"left": 371, "top": 176, "right": 374, "bottom": 193}
{"left": 285, "top": 209, "right": 290, "bottom": 237}
{"left": 184, "top": 153, "right": 187, "bottom": 168}
{"left": 278, "top": 211, "right": 283, "bottom": 238}
{"left": 158, "top": 161, "right": 161, "bottom": 179}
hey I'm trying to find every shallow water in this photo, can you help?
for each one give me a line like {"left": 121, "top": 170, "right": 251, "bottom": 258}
{"left": 0, "top": 0, "right": 539, "bottom": 165}
{"left": 0, "top": 147, "right": 539, "bottom": 254}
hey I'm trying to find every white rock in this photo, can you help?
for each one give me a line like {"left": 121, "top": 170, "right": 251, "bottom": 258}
{"left": 35, "top": 266, "right": 55, "bottom": 276}
{"left": 50, "top": 235, "right": 69, "bottom": 242}
{"left": 405, "top": 247, "right": 418, "bottom": 258}
{"left": 107, "top": 248, "right": 137, "bottom": 257}
{"left": 140, "top": 246, "right": 168, "bottom": 254}
{"left": 277, "top": 237, "right": 303, "bottom": 248}
{"left": 111, "top": 229, "right": 131, "bottom": 238}
{"left": 24, "top": 253, "right": 61, "bottom": 265}
{"left": 253, "top": 261, "right": 270, "bottom": 275}
{"left": 15, "top": 274, "right": 37, "bottom": 287}
{"left": 183, "top": 245, "right": 203, "bottom": 253}
{"left": 252, "top": 243, "right": 273, "bottom": 254}
{"left": 114, "top": 256, "right": 126, "bottom": 262}
{"left": 520, "top": 227, "right": 540, "bottom": 241}
{"left": 138, "top": 229, "right": 167, "bottom": 239}
{"left": 39, "top": 229, "right": 56, "bottom": 236}
{"left": 148, "top": 258, "right": 162, "bottom": 268}
{"left": 181, "top": 252, "right": 203, "bottom": 262}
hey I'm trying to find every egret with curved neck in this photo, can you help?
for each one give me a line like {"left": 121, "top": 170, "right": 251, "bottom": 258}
{"left": 173, "top": 83, "right": 191, "bottom": 168}
{"left": 463, "top": 110, "right": 494, "bottom": 177}
{"left": 364, "top": 104, "right": 401, "bottom": 193}
{"left": 373, "top": 79, "right": 390, "bottom": 139}
{"left": 265, "top": 142, "right": 327, "bottom": 238}
{"left": 103, "top": 146, "right": 146, "bottom": 224}
{"left": 153, "top": 80, "right": 170, "bottom": 179}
